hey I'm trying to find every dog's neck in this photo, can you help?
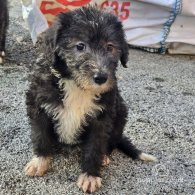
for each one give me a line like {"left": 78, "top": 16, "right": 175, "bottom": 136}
{"left": 61, "top": 80, "right": 101, "bottom": 102}
{"left": 53, "top": 79, "right": 103, "bottom": 144}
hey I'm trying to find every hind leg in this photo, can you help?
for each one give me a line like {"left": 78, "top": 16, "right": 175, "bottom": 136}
{"left": 112, "top": 96, "right": 157, "bottom": 162}
{"left": 138, "top": 152, "right": 157, "bottom": 162}
{"left": 101, "top": 155, "right": 110, "bottom": 166}
{"left": 117, "top": 136, "right": 157, "bottom": 162}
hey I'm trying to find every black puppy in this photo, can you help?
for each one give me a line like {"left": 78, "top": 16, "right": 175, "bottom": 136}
{"left": 24, "top": 7, "right": 157, "bottom": 193}
{"left": 0, "top": 0, "right": 8, "bottom": 64}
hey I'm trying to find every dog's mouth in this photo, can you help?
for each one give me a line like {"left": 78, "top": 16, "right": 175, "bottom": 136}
{"left": 72, "top": 71, "right": 114, "bottom": 94}
{"left": 82, "top": 76, "right": 114, "bottom": 94}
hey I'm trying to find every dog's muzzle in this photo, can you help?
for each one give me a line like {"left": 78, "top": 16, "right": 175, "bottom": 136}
{"left": 93, "top": 72, "right": 108, "bottom": 85}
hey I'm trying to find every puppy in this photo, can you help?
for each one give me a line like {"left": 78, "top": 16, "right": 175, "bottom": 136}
{"left": 24, "top": 7, "right": 157, "bottom": 193}
{"left": 0, "top": 0, "right": 9, "bottom": 64}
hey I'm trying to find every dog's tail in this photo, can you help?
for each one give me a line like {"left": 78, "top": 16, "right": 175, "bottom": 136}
{"left": 117, "top": 135, "right": 157, "bottom": 162}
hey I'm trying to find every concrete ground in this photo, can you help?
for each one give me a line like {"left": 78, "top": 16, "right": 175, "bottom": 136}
{"left": 0, "top": 1, "right": 194, "bottom": 194}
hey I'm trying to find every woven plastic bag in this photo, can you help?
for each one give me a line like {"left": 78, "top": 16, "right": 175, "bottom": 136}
{"left": 22, "top": 0, "right": 195, "bottom": 55}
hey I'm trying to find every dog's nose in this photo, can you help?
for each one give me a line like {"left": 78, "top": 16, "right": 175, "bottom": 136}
{"left": 93, "top": 72, "right": 108, "bottom": 85}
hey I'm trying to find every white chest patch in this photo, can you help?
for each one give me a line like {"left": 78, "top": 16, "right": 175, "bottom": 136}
{"left": 42, "top": 80, "right": 103, "bottom": 144}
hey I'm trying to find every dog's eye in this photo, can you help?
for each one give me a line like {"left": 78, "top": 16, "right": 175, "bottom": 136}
{"left": 106, "top": 44, "right": 114, "bottom": 52}
{"left": 76, "top": 43, "right": 86, "bottom": 51}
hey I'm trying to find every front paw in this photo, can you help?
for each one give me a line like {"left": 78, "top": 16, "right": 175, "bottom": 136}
{"left": 24, "top": 156, "right": 51, "bottom": 177}
{"left": 77, "top": 173, "right": 102, "bottom": 193}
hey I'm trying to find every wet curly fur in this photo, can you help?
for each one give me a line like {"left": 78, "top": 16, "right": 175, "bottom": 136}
{"left": 25, "top": 7, "right": 156, "bottom": 193}
{"left": 0, "top": 0, "right": 8, "bottom": 64}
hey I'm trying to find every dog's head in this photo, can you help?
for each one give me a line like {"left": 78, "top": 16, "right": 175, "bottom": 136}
{"left": 47, "top": 6, "right": 129, "bottom": 94}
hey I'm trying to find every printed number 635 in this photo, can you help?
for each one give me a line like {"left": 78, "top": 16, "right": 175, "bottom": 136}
{"left": 100, "top": 1, "right": 131, "bottom": 20}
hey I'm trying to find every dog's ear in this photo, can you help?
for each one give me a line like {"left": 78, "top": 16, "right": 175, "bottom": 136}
{"left": 120, "top": 41, "right": 129, "bottom": 68}
{"left": 48, "top": 12, "right": 73, "bottom": 78}
{"left": 42, "top": 12, "right": 72, "bottom": 51}
{"left": 53, "top": 12, "right": 73, "bottom": 47}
